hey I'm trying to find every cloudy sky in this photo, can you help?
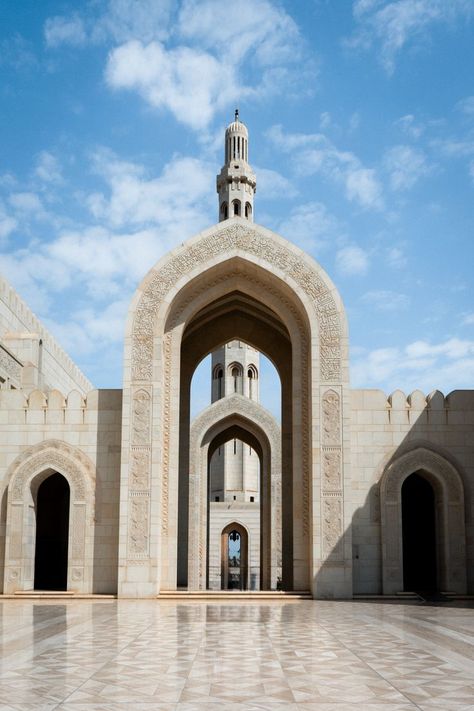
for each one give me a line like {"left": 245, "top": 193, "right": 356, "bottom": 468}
{"left": 1, "top": 0, "right": 473, "bottom": 413}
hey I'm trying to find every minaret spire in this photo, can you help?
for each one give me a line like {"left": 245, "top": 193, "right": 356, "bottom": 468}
{"left": 216, "top": 111, "right": 256, "bottom": 222}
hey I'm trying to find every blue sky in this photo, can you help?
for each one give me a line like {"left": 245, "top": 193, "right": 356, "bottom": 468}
{"left": 1, "top": 0, "right": 474, "bottom": 416}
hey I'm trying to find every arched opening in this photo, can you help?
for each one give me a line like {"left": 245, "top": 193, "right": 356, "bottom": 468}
{"left": 245, "top": 202, "right": 252, "bottom": 219}
{"left": 221, "top": 202, "right": 228, "bottom": 220}
{"left": 232, "top": 200, "right": 241, "bottom": 216}
{"left": 221, "top": 522, "right": 248, "bottom": 590}
{"left": 402, "top": 472, "right": 437, "bottom": 592}
{"left": 229, "top": 363, "right": 243, "bottom": 394}
{"left": 34, "top": 473, "right": 70, "bottom": 590}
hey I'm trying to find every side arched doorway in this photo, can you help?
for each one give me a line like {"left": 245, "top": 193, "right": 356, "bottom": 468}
{"left": 221, "top": 522, "right": 248, "bottom": 590}
{"left": 380, "top": 447, "right": 467, "bottom": 595}
{"left": 4, "top": 440, "right": 95, "bottom": 594}
{"left": 34, "top": 472, "right": 70, "bottom": 590}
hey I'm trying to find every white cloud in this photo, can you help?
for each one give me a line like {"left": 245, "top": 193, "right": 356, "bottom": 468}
{"left": 384, "top": 144, "right": 431, "bottom": 190}
{"left": 456, "top": 95, "right": 474, "bottom": 116}
{"left": 336, "top": 245, "right": 370, "bottom": 276}
{"left": 386, "top": 246, "right": 407, "bottom": 268}
{"left": 105, "top": 40, "right": 242, "bottom": 130}
{"left": 88, "top": 148, "right": 214, "bottom": 228}
{"left": 9, "top": 192, "right": 44, "bottom": 212}
{"left": 462, "top": 313, "right": 474, "bottom": 325}
{"left": 178, "top": 0, "right": 301, "bottom": 66}
{"left": 267, "top": 124, "right": 383, "bottom": 210}
{"left": 348, "top": 0, "right": 474, "bottom": 74}
{"left": 0, "top": 205, "right": 17, "bottom": 243}
{"left": 35, "top": 151, "right": 63, "bottom": 184}
{"left": 395, "top": 113, "right": 424, "bottom": 139}
{"left": 255, "top": 167, "right": 297, "bottom": 201}
{"left": 361, "top": 289, "right": 409, "bottom": 310}
{"left": 278, "top": 202, "right": 340, "bottom": 252}
{"left": 44, "top": 15, "right": 87, "bottom": 48}
{"left": 351, "top": 337, "right": 474, "bottom": 392}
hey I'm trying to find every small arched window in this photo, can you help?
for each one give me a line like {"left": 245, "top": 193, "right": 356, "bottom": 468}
{"left": 221, "top": 202, "right": 228, "bottom": 220}
{"left": 229, "top": 363, "right": 243, "bottom": 394}
{"left": 245, "top": 202, "right": 252, "bottom": 219}
{"left": 213, "top": 365, "right": 224, "bottom": 399}
{"left": 247, "top": 365, "right": 258, "bottom": 399}
{"left": 232, "top": 200, "right": 241, "bottom": 216}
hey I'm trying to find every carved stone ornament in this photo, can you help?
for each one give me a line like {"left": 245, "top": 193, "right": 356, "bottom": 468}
{"left": 322, "top": 390, "right": 341, "bottom": 446}
{"left": 130, "top": 447, "right": 151, "bottom": 490}
{"left": 322, "top": 497, "right": 343, "bottom": 556}
{"left": 131, "top": 222, "right": 342, "bottom": 382}
{"left": 322, "top": 449, "right": 342, "bottom": 491}
{"left": 131, "top": 389, "right": 151, "bottom": 445}
{"left": 0, "top": 344, "right": 22, "bottom": 381}
{"left": 7, "top": 440, "right": 94, "bottom": 502}
{"left": 128, "top": 498, "right": 150, "bottom": 557}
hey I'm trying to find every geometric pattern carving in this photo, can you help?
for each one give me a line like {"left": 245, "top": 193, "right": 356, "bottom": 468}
{"left": 322, "top": 448, "right": 341, "bottom": 491}
{"left": 321, "top": 389, "right": 344, "bottom": 562}
{"left": 128, "top": 498, "right": 150, "bottom": 557}
{"left": 130, "top": 447, "right": 150, "bottom": 490}
{"left": 322, "top": 390, "right": 341, "bottom": 446}
{"left": 131, "top": 389, "right": 151, "bottom": 445}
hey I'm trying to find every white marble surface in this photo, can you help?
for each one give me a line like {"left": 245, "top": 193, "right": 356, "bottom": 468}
{"left": 0, "top": 599, "right": 473, "bottom": 710}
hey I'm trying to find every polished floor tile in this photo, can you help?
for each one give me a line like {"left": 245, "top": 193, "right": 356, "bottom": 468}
{"left": 0, "top": 599, "right": 472, "bottom": 709}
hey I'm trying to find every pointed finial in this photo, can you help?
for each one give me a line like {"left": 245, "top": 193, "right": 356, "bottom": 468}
{"left": 235, "top": 108, "right": 239, "bottom": 122}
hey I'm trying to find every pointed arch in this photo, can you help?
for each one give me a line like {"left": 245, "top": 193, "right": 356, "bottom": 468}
{"left": 380, "top": 447, "right": 467, "bottom": 594}
{"left": 4, "top": 440, "right": 95, "bottom": 593}
{"left": 120, "top": 219, "right": 349, "bottom": 598}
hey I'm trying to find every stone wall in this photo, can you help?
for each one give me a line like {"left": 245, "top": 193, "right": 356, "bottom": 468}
{"left": 0, "top": 276, "right": 92, "bottom": 395}
{"left": 0, "top": 388, "right": 122, "bottom": 594}
{"left": 350, "top": 389, "right": 474, "bottom": 594}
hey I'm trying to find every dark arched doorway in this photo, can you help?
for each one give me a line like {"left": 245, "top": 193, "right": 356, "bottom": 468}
{"left": 221, "top": 522, "right": 248, "bottom": 590}
{"left": 34, "top": 473, "right": 70, "bottom": 590}
{"left": 402, "top": 472, "right": 437, "bottom": 592}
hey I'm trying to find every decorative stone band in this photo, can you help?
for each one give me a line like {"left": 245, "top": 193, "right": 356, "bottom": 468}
{"left": 128, "top": 387, "right": 152, "bottom": 561}
{"left": 131, "top": 222, "right": 342, "bottom": 383}
{"left": 321, "top": 389, "right": 344, "bottom": 561}
{"left": 0, "top": 343, "right": 22, "bottom": 383}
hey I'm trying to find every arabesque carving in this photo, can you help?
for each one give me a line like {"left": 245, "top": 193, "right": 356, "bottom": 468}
{"left": 322, "top": 390, "right": 341, "bottom": 446}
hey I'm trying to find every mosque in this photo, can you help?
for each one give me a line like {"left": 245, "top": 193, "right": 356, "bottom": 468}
{"left": 0, "top": 114, "right": 472, "bottom": 599}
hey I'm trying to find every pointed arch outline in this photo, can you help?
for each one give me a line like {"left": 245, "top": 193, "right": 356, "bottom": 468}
{"left": 4, "top": 440, "right": 96, "bottom": 593}
{"left": 120, "top": 219, "right": 350, "bottom": 597}
{"left": 380, "top": 446, "right": 467, "bottom": 594}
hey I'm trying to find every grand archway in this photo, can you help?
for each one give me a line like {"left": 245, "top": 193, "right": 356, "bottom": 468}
{"left": 119, "top": 219, "right": 350, "bottom": 598}
{"left": 380, "top": 447, "right": 467, "bottom": 594}
{"left": 34, "top": 472, "right": 70, "bottom": 590}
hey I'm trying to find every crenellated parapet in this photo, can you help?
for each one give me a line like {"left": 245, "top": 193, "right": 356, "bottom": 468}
{"left": 0, "top": 388, "right": 122, "bottom": 425}
{"left": 351, "top": 388, "right": 474, "bottom": 425}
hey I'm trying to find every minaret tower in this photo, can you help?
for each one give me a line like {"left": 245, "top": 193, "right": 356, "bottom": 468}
{"left": 216, "top": 110, "right": 257, "bottom": 222}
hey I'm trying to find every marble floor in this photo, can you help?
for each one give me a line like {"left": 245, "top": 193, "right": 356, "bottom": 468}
{"left": 0, "top": 599, "right": 473, "bottom": 710}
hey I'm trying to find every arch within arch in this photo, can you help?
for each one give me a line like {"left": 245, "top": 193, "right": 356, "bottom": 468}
{"left": 189, "top": 394, "right": 280, "bottom": 590}
{"left": 4, "top": 440, "right": 95, "bottom": 593}
{"left": 380, "top": 447, "right": 467, "bottom": 594}
{"left": 121, "top": 220, "right": 349, "bottom": 598}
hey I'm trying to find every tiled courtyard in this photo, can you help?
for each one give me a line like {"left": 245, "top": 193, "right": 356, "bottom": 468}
{"left": 0, "top": 599, "right": 473, "bottom": 710}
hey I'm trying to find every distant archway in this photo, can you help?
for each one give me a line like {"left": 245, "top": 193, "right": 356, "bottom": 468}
{"left": 34, "top": 473, "right": 70, "bottom": 590}
{"left": 221, "top": 522, "right": 248, "bottom": 590}
{"left": 380, "top": 447, "right": 467, "bottom": 594}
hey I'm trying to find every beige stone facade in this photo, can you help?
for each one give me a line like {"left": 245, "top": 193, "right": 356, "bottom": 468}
{"left": 0, "top": 117, "right": 473, "bottom": 599}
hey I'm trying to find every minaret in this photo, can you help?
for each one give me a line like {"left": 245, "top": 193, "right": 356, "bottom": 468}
{"left": 216, "top": 110, "right": 257, "bottom": 222}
